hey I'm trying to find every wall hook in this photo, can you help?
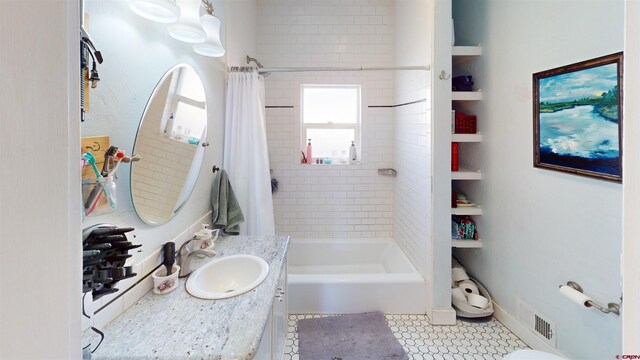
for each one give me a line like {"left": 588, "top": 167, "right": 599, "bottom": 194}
{"left": 439, "top": 70, "right": 451, "bottom": 80}
{"left": 85, "top": 142, "right": 101, "bottom": 151}
{"left": 212, "top": 165, "right": 220, "bottom": 173}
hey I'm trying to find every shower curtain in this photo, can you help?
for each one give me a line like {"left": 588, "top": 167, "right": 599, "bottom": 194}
{"left": 223, "top": 69, "right": 275, "bottom": 235}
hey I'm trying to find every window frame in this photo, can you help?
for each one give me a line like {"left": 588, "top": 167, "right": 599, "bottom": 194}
{"left": 300, "top": 84, "right": 362, "bottom": 160}
{"left": 169, "top": 70, "right": 206, "bottom": 139}
{"left": 161, "top": 68, "right": 207, "bottom": 140}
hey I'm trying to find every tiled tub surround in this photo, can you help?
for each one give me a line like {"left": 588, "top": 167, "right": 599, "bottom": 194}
{"left": 258, "top": 0, "right": 397, "bottom": 240}
{"left": 86, "top": 235, "right": 290, "bottom": 359}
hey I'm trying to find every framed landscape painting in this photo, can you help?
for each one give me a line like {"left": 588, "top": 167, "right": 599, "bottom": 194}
{"left": 533, "top": 52, "right": 623, "bottom": 183}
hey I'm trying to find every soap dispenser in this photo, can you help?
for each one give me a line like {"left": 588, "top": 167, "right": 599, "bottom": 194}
{"left": 164, "top": 113, "right": 175, "bottom": 138}
{"left": 349, "top": 141, "right": 357, "bottom": 164}
{"left": 192, "top": 224, "right": 219, "bottom": 250}
{"left": 195, "top": 223, "right": 213, "bottom": 240}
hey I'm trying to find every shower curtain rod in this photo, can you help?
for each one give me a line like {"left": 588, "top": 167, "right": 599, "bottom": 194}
{"left": 257, "top": 65, "right": 430, "bottom": 74}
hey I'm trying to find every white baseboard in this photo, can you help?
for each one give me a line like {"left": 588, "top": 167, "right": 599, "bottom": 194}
{"left": 431, "top": 308, "right": 457, "bottom": 325}
{"left": 492, "top": 301, "right": 566, "bottom": 357}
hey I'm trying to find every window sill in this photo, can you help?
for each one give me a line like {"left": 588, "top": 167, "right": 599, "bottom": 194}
{"left": 299, "top": 162, "right": 361, "bottom": 167}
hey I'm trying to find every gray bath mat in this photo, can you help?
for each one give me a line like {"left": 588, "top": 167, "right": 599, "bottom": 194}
{"left": 297, "top": 312, "right": 409, "bottom": 360}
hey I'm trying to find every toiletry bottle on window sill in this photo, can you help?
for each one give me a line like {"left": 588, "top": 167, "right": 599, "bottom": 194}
{"left": 349, "top": 141, "right": 357, "bottom": 164}
{"left": 174, "top": 125, "right": 184, "bottom": 140}
{"left": 307, "top": 139, "right": 313, "bottom": 164}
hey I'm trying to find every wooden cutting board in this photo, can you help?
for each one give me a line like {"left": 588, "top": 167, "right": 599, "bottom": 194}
{"left": 81, "top": 135, "right": 110, "bottom": 179}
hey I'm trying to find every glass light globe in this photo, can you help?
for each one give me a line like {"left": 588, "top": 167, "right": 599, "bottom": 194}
{"left": 128, "top": 0, "right": 180, "bottom": 23}
{"left": 194, "top": 13, "right": 225, "bottom": 57}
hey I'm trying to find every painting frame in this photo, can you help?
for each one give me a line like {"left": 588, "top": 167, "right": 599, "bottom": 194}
{"left": 533, "top": 52, "right": 623, "bottom": 183}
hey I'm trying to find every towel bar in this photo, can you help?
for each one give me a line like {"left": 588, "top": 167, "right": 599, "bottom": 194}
{"left": 378, "top": 168, "right": 397, "bottom": 177}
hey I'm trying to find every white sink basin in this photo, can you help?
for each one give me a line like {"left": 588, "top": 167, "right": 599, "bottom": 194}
{"left": 186, "top": 254, "right": 269, "bottom": 300}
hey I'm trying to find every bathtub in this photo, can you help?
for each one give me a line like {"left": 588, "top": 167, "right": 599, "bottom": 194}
{"left": 287, "top": 238, "right": 428, "bottom": 314}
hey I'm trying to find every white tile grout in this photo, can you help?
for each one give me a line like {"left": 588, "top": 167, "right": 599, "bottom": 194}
{"left": 284, "top": 314, "right": 529, "bottom": 360}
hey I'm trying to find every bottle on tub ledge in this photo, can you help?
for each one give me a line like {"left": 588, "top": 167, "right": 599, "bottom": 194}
{"left": 307, "top": 139, "right": 313, "bottom": 164}
{"left": 349, "top": 140, "right": 357, "bottom": 164}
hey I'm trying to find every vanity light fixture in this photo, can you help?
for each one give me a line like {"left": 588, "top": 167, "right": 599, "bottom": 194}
{"left": 128, "top": 0, "right": 181, "bottom": 23}
{"left": 167, "top": 0, "right": 207, "bottom": 43}
{"left": 193, "top": 0, "right": 225, "bottom": 57}
{"left": 129, "top": 0, "right": 225, "bottom": 58}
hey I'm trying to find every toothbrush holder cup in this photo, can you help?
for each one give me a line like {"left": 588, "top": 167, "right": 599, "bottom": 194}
{"left": 152, "top": 265, "right": 180, "bottom": 295}
{"left": 82, "top": 176, "right": 117, "bottom": 217}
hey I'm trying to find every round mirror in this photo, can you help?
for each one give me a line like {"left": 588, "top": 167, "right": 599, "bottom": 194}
{"left": 131, "top": 64, "right": 207, "bottom": 225}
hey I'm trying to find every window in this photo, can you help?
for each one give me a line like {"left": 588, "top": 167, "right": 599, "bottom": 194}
{"left": 162, "top": 67, "right": 206, "bottom": 141}
{"left": 301, "top": 85, "right": 361, "bottom": 161}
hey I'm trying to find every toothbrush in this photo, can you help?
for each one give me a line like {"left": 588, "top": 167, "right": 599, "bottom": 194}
{"left": 83, "top": 152, "right": 104, "bottom": 211}
{"left": 82, "top": 152, "right": 116, "bottom": 210}
{"left": 121, "top": 154, "right": 141, "bottom": 163}
{"left": 101, "top": 146, "right": 118, "bottom": 176}
{"left": 83, "top": 152, "right": 102, "bottom": 179}
{"left": 107, "top": 150, "right": 125, "bottom": 177}
{"left": 85, "top": 190, "right": 104, "bottom": 216}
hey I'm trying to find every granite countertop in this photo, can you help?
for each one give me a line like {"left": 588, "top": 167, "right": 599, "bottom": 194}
{"left": 88, "top": 234, "right": 290, "bottom": 360}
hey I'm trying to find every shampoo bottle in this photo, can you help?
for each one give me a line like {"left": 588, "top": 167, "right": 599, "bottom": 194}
{"left": 164, "top": 113, "right": 175, "bottom": 138}
{"left": 307, "top": 139, "right": 313, "bottom": 164}
{"left": 349, "top": 141, "right": 357, "bottom": 164}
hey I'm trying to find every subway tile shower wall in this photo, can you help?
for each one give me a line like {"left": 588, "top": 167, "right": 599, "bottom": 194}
{"left": 259, "top": 0, "right": 396, "bottom": 239}
{"left": 393, "top": 70, "right": 431, "bottom": 278}
{"left": 257, "top": 1, "right": 394, "bottom": 68}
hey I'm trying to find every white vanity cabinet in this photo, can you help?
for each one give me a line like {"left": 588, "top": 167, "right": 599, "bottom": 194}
{"left": 255, "top": 258, "right": 288, "bottom": 360}
{"left": 272, "top": 258, "right": 287, "bottom": 360}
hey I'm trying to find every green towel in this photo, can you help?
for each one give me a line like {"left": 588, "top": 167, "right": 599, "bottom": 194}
{"left": 211, "top": 170, "right": 244, "bottom": 235}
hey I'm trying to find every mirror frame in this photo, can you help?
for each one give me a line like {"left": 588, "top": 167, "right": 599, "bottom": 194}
{"left": 130, "top": 63, "right": 208, "bottom": 225}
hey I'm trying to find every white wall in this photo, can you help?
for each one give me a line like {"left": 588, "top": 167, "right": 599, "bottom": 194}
{"left": 453, "top": 1, "right": 623, "bottom": 358}
{"left": 623, "top": 0, "right": 640, "bottom": 353}
{"left": 393, "top": 0, "right": 432, "bottom": 308}
{"left": 225, "top": 0, "right": 258, "bottom": 66}
{"left": 80, "top": 0, "right": 227, "bottom": 322}
{"left": 429, "top": 0, "right": 457, "bottom": 323}
{"left": 0, "top": 1, "right": 82, "bottom": 358}
{"left": 82, "top": 0, "right": 226, "bottom": 265}
{"left": 258, "top": 0, "right": 396, "bottom": 239}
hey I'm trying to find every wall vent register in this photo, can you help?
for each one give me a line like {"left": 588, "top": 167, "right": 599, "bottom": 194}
{"left": 516, "top": 297, "right": 557, "bottom": 347}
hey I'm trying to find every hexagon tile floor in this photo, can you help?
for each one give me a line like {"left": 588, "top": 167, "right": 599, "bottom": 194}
{"left": 284, "top": 314, "right": 529, "bottom": 360}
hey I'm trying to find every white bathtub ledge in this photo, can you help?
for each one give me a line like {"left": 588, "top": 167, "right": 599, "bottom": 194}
{"left": 287, "top": 238, "right": 428, "bottom": 314}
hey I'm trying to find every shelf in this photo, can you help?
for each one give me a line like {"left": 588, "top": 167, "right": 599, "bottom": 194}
{"left": 452, "top": 239, "right": 482, "bottom": 248}
{"left": 452, "top": 166, "right": 482, "bottom": 180}
{"left": 452, "top": 46, "right": 482, "bottom": 56}
{"left": 452, "top": 91, "right": 483, "bottom": 101}
{"left": 452, "top": 205, "right": 482, "bottom": 216}
{"left": 452, "top": 133, "right": 482, "bottom": 142}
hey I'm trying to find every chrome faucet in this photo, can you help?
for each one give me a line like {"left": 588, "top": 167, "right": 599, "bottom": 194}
{"left": 177, "top": 239, "right": 216, "bottom": 277}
